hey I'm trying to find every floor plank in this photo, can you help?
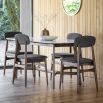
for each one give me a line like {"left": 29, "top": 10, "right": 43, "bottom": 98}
{"left": 0, "top": 70, "right": 103, "bottom": 103}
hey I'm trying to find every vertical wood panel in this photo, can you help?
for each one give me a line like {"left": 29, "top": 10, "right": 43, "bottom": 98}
{"left": 33, "top": 0, "right": 103, "bottom": 79}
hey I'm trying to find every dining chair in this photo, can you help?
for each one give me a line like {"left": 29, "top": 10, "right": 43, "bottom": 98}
{"left": 4, "top": 32, "right": 22, "bottom": 75}
{"left": 60, "top": 36, "right": 98, "bottom": 93}
{"left": 51, "top": 33, "right": 82, "bottom": 58}
{"left": 50, "top": 33, "right": 82, "bottom": 79}
{"left": 12, "top": 34, "right": 48, "bottom": 87}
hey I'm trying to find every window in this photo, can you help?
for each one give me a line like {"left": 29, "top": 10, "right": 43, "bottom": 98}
{"left": 0, "top": 0, "right": 3, "bottom": 10}
{"left": 62, "top": 0, "right": 81, "bottom": 16}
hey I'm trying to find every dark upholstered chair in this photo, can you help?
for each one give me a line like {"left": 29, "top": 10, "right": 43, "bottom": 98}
{"left": 4, "top": 32, "right": 33, "bottom": 75}
{"left": 60, "top": 36, "right": 98, "bottom": 93}
{"left": 12, "top": 34, "right": 48, "bottom": 87}
{"left": 4, "top": 32, "right": 22, "bottom": 75}
{"left": 51, "top": 33, "right": 82, "bottom": 58}
{"left": 50, "top": 33, "right": 82, "bottom": 79}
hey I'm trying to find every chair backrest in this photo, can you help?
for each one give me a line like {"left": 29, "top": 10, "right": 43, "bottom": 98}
{"left": 15, "top": 34, "right": 30, "bottom": 60}
{"left": 67, "top": 33, "right": 82, "bottom": 40}
{"left": 66, "top": 33, "right": 82, "bottom": 54}
{"left": 15, "top": 34, "right": 30, "bottom": 45}
{"left": 74, "top": 36, "right": 96, "bottom": 48}
{"left": 4, "top": 32, "right": 22, "bottom": 39}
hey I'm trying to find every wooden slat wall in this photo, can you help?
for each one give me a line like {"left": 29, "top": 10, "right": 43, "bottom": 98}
{"left": 33, "top": 0, "right": 103, "bottom": 79}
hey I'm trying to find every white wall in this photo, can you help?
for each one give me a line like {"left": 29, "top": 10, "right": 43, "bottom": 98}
{"left": 20, "top": 0, "right": 32, "bottom": 37}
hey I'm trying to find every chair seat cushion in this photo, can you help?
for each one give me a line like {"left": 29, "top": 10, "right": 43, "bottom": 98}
{"left": 51, "top": 53, "right": 74, "bottom": 58}
{"left": 17, "top": 54, "right": 47, "bottom": 62}
{"left": 6, "top": 51, "right": 33, "bottom": 58}
{"left": 62, "top": 57, "right": 93, "bottom": 65}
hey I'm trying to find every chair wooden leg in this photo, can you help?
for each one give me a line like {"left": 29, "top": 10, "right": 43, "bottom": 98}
{"left": 62, "top": 70, "right": 64, "bottom": 83}
{"left": 53, "top": 70, "right": 55, "bottom": 89}
{"left": 77, "top": 65, "right": 80, "bottom": 93}
{"left": 15, "top": 62, "right": 19, "bottom": 78}
{"left": 59, "top": 72, "right": 62, "bottom": 89}
{"left": 70, "top": 69, "right": 72, "bottom": 78}
{"left": 45, "top": 59, "right": 48, "bottom": 86}
{"left": 81, "top": 65, "right": 84, "bottom": 82}
{"left": 12, "top": 67, "right": 16, "bottom": 84}
{"left": 32, "top": 63, "right": 36, "bottom": 83}
{"left": 50, "top": 65, "right": 53, "bottom": 80}
{"left": 79, "top": 73, "right": 82, "bottom": 86}
{"left": 4, "top": 58, "right": 7, "bottom": 75}
{"left": 94, "top": 68, "right": 98, "bottom": 92}
{"left": 25, "top": 68, "right": 27, "bottom": 88}
{"left": 59, "top": 63, "right": 63, "bottom": 89}
{"left": 39, "top": 71, "right": 40, "bottom": 77}
{"left": 38, "top": 62, "right": 40, "bottom": 78}
{"left": 50, "top": 57, "right": 53, "bottom": 80}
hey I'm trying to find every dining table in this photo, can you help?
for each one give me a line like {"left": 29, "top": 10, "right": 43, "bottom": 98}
{"left": 7, "top": 37, "right": 74, "bottom": 89}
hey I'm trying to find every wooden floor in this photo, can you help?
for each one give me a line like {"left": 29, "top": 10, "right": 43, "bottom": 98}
{"left": 0, "top": 70, "right": 103, "bottom": 103}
